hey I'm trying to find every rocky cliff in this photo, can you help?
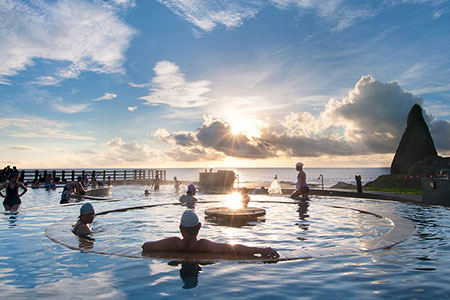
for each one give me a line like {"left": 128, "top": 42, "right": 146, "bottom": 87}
{"left": 391, "top": 104, "right": 438, "bottom": 174}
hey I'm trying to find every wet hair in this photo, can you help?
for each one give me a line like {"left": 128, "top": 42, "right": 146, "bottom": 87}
{"left": 180, "top": 224, "right": 200, "bottom": 236}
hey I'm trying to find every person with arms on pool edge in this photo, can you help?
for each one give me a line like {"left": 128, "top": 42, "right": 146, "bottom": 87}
{"left": 72, "top": 203, "right": 95, "bottom": 237}
{"left": 142, "top": 210, "right": 280, "bottom": 259}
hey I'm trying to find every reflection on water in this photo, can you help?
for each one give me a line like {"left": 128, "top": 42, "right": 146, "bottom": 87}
{"left": 169, "top": 261, "right": 204, "bottom": 289}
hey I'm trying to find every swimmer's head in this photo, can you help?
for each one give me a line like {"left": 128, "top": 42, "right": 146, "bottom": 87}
{"left": 180, "top": 210, "right": 200, "bottom": 236}
{"left": 64, "top": 184, "right": 71, "bottom": 191}
{"left": 10, "top": 172, "right": 19, "bottom": 179}
{"left": 80, "top": 203, "right": 95, "bottom": 216}
{"left": 188, "top": 184, "right": 196, "bottom": 192}
{"left": 296, "top": 162, "right": 304, "bottom": 170}
{"left": 180, "top": 210, "right": 199, "bottom": 227}
{"left": 77, "top": 176, "right": 82, "bottom": 181}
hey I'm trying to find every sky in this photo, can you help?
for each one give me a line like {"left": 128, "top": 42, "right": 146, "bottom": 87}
{"left": 0, "top": 0, "right": 449, "bottom": 169}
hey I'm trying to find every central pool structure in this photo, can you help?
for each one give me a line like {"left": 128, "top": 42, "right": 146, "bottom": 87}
{"left": 46, "top": 196, "right": 415, "bottom": 263}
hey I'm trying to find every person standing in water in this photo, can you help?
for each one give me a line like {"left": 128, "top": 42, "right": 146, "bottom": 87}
{"left": 179, "top": 184, "right": 198, "bottom": 209}
{"left": 174, "top": 176, "right": 181, "bottom": 193}
{"left": 72, "top": 203, "right": 95, "bottom": 237}
{"left": 152, "top": 174, "right": 160, "bottom": 191}
{"left": 290, "top": 162, "right": 309, "bottom": 200}
{"left": 0, "top": 172, "right": 27, "bottom": 212}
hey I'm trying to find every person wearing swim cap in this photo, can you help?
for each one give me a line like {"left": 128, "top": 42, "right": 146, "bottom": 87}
{"left": 179, "top": 184, "right": 198, "bottom": 209}
{"left": 142, "top": 210, "right": 279, "bottom": 259}
{"left": 60, "top": 184, "right": 73, "bottom": 204}
{"left": 0, "top": 172, "right": 27, "bottom": 212}
{"left": 72, "top": 203, "right": 95, "bottom": 237}
{"left": 290, "top": 162, "right": 309, "bottom": 200}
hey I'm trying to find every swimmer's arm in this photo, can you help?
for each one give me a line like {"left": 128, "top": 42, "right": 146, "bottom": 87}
{"left": 142, "top": 237, "right": 182, "bottom": 252}
{"left": 0, "top": 183, "right": 6, "bottom": 197}
{"left": 18, "top": 183, "right": 28, "bottom": 196}
{"left": 198, "top": 239, "right": 280, "bottom": 258}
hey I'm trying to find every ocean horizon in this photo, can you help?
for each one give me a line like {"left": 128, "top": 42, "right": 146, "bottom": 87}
{"left": 23, "top": 167, "right": 390, "bottom": 187}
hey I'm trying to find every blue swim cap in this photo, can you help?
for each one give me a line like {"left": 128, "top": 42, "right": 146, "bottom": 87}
{"left": 80, "top": 203, "right": 95, "bottom": 215}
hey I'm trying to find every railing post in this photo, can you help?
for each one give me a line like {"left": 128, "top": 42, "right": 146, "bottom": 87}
{"left": 124, "top": 170, "right": 127, "bottom": 181}
{"left": 43, "top": 170, "right": 47, "bottom": 181}
{"left": 62, "top": 170, "right": 65, "bottom": 182}
{"left": 113, "top": 170, "right": 116, "bottom": 181}
{"left": 103, "top": 170, "right": 106, "bottom": 181}
{"left": 34, "top": 170, "right": 39, "bottom": 182}
{"left": 72, "top": 170, "right": 75, "bottom": 181}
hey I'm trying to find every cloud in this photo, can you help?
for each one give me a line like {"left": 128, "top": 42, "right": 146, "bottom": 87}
{"left": 164, "top": 146, "right": 225, "bottom": 162}
{"left": 52, "top": 103, "right": 90, "bottom": 114}
{"left": 156, "top": 118, "right": 276, "bottom": 159}
{"left": 158, "top": 0, "right": 379, "bottom": 33}
{"left": 138, "top": 61, "right": 213, "bottom": 108}
{"left": 154, "top": 75, "right": 450, "bottom": 161}
{"left": 32, "top": 76, "right": 62, "bottom": 86}
{"left": 0, "top": 116, "right": 95, "bottom": 140}
{"left": 7, "top": 145, "right": 39, "bottom": 151}
{"left": 157, "top": 0, "right": 262, "bottom": 31}
{"left": 93, "top": 93, "right": 117, "bottom": 101}
{"left": 103, "top": 137, "right": 156, "bottom": 163}
{"left": 0, "top": 0, "right": 135, "bottom": 83}
{"left": 128, "top": 106, "right": 138, "bottom": 112}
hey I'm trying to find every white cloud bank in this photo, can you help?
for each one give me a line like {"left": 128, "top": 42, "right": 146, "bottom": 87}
{"left": 138, "top": 61, "right": 213, "bottom": 108}
{"left": 0, "top": 116, "right": 94, "bottom": 140}
{"left": 154, "top": 75, "right": 450, "bottom": 161}
{"left": 0, "top": 0, "right": 135, "bottom": 84}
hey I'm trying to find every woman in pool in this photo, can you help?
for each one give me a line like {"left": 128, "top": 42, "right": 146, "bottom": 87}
{"left": 72, "top": 203, "right": 95, "bottom": 237}
{"left": 240, "top": 187, "right": 250, "bottom": 208}
{"left": 290, "top": 162, "right": 309, "bottom": 200}
{"left": 0, "top": 172, "right": 27, "bottom": 212}
{"left": 60, "top": 184, "right": 72, "bottom": 204}
{"left": 142, "top": 210, "right": 279, "bottom": 259}
{"left": 179, "top": 184, "right": 198, "bottom": 209}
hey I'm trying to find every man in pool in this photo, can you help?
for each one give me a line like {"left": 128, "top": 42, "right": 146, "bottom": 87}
{"left": 72, "top": 203, "right": 95, "bottom": 237}
{"left": 142, "top": 210, "right": 280, "bottom": 259}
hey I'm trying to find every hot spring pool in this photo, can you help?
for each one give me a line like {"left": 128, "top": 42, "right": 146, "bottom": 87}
{"left": 1, "top": 184, "right": 450, "bottom": 299}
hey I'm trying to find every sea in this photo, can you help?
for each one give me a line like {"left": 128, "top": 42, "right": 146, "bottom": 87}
{"left": 164, "top": 167, "right": 390, "bottom": 187}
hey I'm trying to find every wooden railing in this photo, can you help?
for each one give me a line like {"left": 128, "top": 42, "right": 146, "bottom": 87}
{"left": 18, "top": 169, "right": 166, "bottom": 184}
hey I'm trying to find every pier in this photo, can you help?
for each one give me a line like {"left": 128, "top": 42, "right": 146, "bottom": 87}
{"left": 20, "top": 169, "right": 167, "bottom": 185}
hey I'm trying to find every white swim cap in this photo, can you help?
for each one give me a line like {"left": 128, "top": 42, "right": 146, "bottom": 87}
{"left": 296, "top": 162, "right": 304, "bottom": 168}
{"left": 80, "top": 203, "right": 95, "bottom": 215}
{"left": 180, "top": 210, "right": 199, "bottom": 227}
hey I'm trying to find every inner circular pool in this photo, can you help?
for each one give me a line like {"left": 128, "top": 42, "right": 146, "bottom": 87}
{"left": 46, "top": 194, "right": 414, "bottom": 262}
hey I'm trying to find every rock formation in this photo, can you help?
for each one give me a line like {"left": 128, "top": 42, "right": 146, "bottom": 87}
{"left": 391, "top": 104, "right": 438, "bottom": 174}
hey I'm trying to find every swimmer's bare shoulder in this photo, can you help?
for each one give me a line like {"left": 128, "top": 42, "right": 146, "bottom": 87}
{"left": 142, "top": 237, "right": 184, "bottom": 252}
{"left": 73, "top": 223, "right": 92, "bottom": 237}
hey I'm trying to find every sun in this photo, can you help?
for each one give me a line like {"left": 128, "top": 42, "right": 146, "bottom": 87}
{"left": 226, "top": 192, "right": 243, "bottom": 210}
{"left": 228, "top": 117, "right": 264, "bottom": 138}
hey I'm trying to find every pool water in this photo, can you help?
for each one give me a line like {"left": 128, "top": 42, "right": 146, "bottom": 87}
{"left": 1, "top": 185, "right": 450, "bottom": 299}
